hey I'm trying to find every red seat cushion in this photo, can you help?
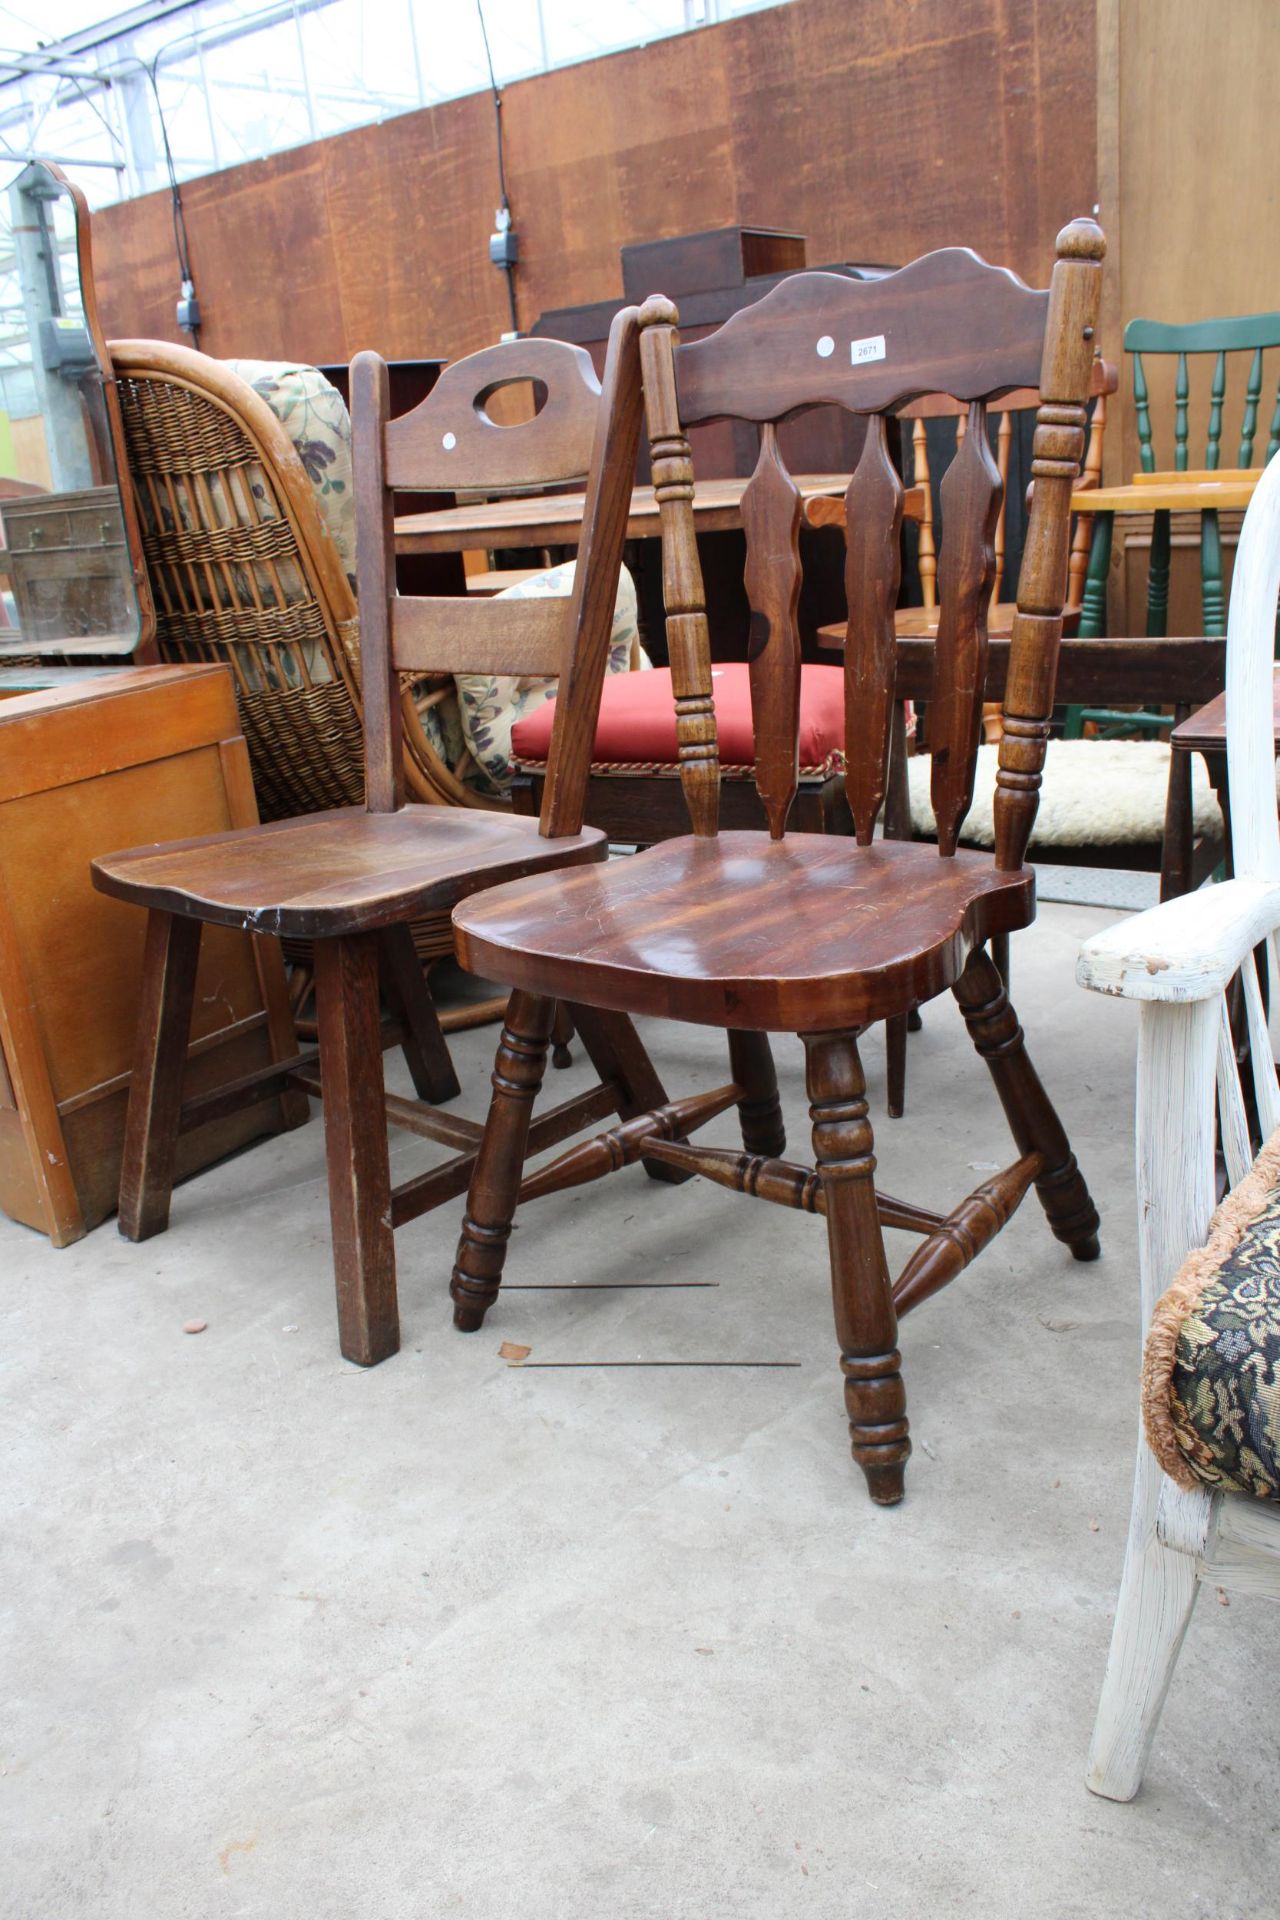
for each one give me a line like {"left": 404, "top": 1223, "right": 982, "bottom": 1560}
{"left": 510, "top": 663, "right": 847, "bottom": 774}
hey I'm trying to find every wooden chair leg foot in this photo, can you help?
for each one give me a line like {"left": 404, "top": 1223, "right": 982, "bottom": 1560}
{"left": 118, "top": 910, "right": 202, "bottom": 1243}
{"left": 728, "top": 1030, "right": 786, "bottom": 1156}
{"left": 451, "top": 991, "right": 555, "bottom": 1329}
{"left": 380, "top": 928, "right": 461, "bottom": 1104}
{"left": 314, "top": 934, "right": 399, "bottom": 1367}
{"left": 550, "top": 1001, "right": 575, "bottom": 1070}
{"left": 907, "top": 1008, "right": 923, "bottom": 1033}
{"left": 803, "top": 1029, "right": 911, "bottom": 1504}
{"left": 953, "top": 944, "right": 1102, "bottom": 1259}
{"left": 885, "top": 1014, "right": 908, "bottom": 1119}
{"left": 861, "top": 1454, "right": 908, "bottom": 1506}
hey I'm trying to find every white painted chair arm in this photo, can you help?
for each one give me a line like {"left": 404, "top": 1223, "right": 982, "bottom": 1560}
{"left": 1076, "top": 879, "right": 1280, "bottom": 1003}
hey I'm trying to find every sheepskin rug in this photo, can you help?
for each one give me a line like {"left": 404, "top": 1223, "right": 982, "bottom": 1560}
{"left": 906, "top": 738, "right": 1223, "bottom": 848}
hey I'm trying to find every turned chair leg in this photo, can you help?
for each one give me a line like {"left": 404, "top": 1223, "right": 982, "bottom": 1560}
{"left": 451, "top": 990, "right": 556, "bottom": 1331}
{"left": 314, "top": 933, "right": 399, "bottom": 1366}
{"left": 377, "top": 924, "right": 461, "bottom": 1104}
{"left": 118, "top": 909, "right": 203, "bottom": 1242}
{"left": 885, "top": 1015, "right": 908, "bottom": 1120}
{"left": 802, "top": 1028, "right": 911, "bottom": 1505}
{"left": 728, "top": 1030, "right": 786, "bottom": 1157}
{"left": 953, "top": 943, "right": 1101, "bottom": 1259}
{"left": 551, "top": 1002, "right": 575, "bottom": 1070}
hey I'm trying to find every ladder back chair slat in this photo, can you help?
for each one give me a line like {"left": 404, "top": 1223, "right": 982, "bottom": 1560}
{"left": 351, "top": 314, "right": 644, "bottom": 834}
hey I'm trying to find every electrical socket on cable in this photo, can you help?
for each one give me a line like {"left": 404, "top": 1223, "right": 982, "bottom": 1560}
{"left": 489, "top": 204, "right": 518, "bottom": 269}
{"left": 175, "top": 277, "right": 200, "bottom": 333}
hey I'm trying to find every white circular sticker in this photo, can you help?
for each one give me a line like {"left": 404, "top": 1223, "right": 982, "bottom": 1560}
{"left": 816, "top": 335, "right": 835, "bottom": 359}
{"left": 442, "top": 431, "right": 457, "bottom": 450}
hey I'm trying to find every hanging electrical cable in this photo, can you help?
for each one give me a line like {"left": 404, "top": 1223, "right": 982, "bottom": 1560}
{"left": 475, "top": 0, "right": 519, "bottom": 334}
{"left": 145, "top": 57, "right": 201, "bottom": 347}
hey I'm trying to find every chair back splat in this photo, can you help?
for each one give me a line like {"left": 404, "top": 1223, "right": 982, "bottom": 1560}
{"left": 1126, "top": 310, "right": 1280, "bottom": 475}
{"left": 637, "top": 220, "right": 1105, "bottom": 864}
{"left": 351, "top": 312, "right": 644, "bottom": 827}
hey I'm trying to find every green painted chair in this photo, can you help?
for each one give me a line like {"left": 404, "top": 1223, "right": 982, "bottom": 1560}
{"left": 1076, "top": 308, "right": 1280, "bottom": 653}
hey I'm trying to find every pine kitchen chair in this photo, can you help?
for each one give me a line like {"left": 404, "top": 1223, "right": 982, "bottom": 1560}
{"left": 450, "top": 222, "right": 1106, "bottom": 1506}
{"left": 92, "top": 318, "right": 685, "bottom": 1367}
{"left": 1078, "top": 447, "right": 1280, "bottom": 1802}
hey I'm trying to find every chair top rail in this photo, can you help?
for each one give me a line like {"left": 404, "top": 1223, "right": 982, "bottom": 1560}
{"left": 1125, "top": 312, "right": 1280, "bottom": 355}
{"left": 671, "top": 250, "right": 1051, "bottom": 428}
{"left": 382, "top": 336, "right": 601, "bottom": 493}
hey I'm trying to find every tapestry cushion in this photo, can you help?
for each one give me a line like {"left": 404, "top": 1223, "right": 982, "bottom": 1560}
{"left": 1142, "top": 1129, "right": 1280, "bottom": 1502}
{"left": 906, "top": 738, "right": 1221, "bottom": 848}
{"left": 511, "top": 660, "right": 847, "bottom": 775}
{"left": 458, "top": 560, "right": 644, "bottom": 791}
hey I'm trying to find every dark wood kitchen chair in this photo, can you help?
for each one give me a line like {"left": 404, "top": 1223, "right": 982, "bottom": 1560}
{"left": 92, "top": 317, "right": 690, "bottom": 1367}
{"left": 450, "top": 224, "right": 1106, "bottom": 1505}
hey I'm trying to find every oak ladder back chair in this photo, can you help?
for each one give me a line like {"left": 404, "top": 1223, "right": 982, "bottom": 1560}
{"left": 1078, "top": 448, "right": 1280, "bottom": 1801}
{"left": 450, "top": 222, "right": 1106, "bottom": 1506}
{"left": 1078, "top": 308, "right": 1280, "bottom": 650}
{"left": 93, "top": 314, "right": 683, "bottom": 1367}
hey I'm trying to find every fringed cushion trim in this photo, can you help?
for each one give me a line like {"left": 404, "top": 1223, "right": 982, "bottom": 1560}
{"left": 1141, "top": 1125, "right": 1280, "bottom": 1493}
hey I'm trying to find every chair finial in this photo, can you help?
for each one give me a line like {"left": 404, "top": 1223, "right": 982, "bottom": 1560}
{"left": 639, "top": 293, "right": 679, "bottom": 329}
{"left": 1056, "top": 217, "right": 1106, "bottom": 263}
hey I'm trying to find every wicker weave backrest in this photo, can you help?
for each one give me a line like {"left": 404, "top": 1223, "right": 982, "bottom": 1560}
{"left": 109, "top": 338, "right": 366, "bottom": 823}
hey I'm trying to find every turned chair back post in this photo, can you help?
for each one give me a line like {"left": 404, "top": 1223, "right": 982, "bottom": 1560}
{"left": 637, "top": 223, "right": 1104, "bottom": 864}
{"left": 992, "top": 224, "right": 1105, "bottom": 870}
{"left": 350, "top": 312, "right": 644, "bottom": 835}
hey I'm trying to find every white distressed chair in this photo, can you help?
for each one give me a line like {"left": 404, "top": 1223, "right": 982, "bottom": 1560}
{"left": 1076, "top": 446, "right": 1280, "bottom": 1801}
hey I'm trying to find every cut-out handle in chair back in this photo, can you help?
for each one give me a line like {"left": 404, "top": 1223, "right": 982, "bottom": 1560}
{"left": 637, "top": 222, "right": 1105, "bottom": 861}
{"left": 352, "top": 320, "right": 643, "bottom": 828}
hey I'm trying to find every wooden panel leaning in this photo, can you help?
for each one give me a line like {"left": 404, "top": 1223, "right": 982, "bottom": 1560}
{"left": 451, "top": 222, "right": 1105, "bottom": 1507}
{"left": 93, "top": 310, "right": 690, "bottom": 1367}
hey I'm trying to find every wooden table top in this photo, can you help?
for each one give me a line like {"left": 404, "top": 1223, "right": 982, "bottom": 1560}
{"left": 1171, "top": 664, "right": 1280, "bottom": 754}
{"left": 395, "top": 473, "right": 870, "bottom": 554}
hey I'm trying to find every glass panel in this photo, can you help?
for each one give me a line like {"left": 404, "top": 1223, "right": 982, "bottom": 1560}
{"left": 0, "top": 163, "right": 141, "bottom": 656}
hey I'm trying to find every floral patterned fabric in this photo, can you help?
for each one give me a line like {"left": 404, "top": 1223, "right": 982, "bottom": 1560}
{"left": 223, "top": 359, "right": 357, "bottom": 589}
{"left": 226, "top": 357, "right": 473, "bottom": 782}
{"left": 457, "top": 560, "right": 645, "bottom": 791}
{"left": 224, "top": 363, "right": 643, "bottom": 795}
{"left": 1143, "top": 1133, "right": 1280, "bottom": 1502}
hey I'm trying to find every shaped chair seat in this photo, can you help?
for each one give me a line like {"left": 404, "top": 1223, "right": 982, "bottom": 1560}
{"left": 455, "top": 834, "right": 1033, "bottom": 1033}
{"left": 94, "top": 806, "right": 605, "bottom": 940}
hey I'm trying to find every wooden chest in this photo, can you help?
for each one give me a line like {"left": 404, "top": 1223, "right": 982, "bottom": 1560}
{"left": 0, "top": 484, "right": 137, "bottom": 652}
{"left": 0, "top": 664, "right": 305, "bottom": 1246}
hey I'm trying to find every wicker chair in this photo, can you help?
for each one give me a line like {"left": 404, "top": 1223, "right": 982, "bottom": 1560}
{"left": 107, "top": 339, "right": 497, "bottom": 978}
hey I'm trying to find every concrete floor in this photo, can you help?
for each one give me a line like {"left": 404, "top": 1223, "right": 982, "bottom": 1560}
{"left": 3, "top": 900, "right": 1276, "bottom": 1919}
